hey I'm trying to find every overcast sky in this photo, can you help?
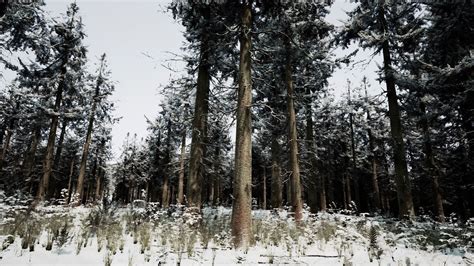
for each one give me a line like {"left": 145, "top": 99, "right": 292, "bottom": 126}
{"left": 2, "top": 0, "right": 382, "bottom": 159}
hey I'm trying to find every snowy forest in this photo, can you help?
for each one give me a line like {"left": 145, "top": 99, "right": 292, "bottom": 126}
{"left": 0, "top": 0, "right": 473, "bottom": 265}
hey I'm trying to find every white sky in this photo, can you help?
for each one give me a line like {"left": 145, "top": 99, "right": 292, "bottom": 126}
{"left": 1, "top": 0, "right": 382, "bottom": 159}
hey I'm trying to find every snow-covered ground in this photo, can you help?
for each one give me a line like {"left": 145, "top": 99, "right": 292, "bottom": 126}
{"left": 0, "top": 203, "right": 472, "bottom": 265}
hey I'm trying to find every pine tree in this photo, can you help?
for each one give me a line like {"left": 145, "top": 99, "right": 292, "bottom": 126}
{"left": 75, "top": 53, "right": 114, "bottom": 204}
{"left": 336, "top": 0, "right": 422, "bottom": 218}
{"left": 36, "top": 3, "right": 87, "bottom": 202}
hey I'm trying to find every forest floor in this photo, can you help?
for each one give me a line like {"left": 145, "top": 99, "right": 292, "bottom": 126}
{"left": 0, "top": 201, "right": 473, "bottom": 265}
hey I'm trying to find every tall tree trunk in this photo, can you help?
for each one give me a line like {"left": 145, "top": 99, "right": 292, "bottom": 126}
{"left": 23, "top": 124, "right": 41, "bottom": 187}
{"left": 368, "top": 127, "right": 381, "bottom": 211}
{"left": 378, "top": 2, "right": 415, "bottom": 218}
{"left": 347, "top": 81, "right": 360, "bottom": 208}
{"left": 94, "top": 141, "right": 105, "bottom": 202}
{"left": 345, "top": 174, "right": 352, "bottom": 208}
{"left": 49, "top": 118, "right": 68, "bottom": 199}
{"left": 37, "top": 68, "right": 67, "bottom": 202}
{"left": 76, "top": 58, "right": 104, "bottom": 204}
{"left": 231, "top": 1, "right": 253, "bottom": 249}
{"left": 187, "top": 7, "right": 211, "bottom": 209}
{"left": 364, "top": 81, "right": 381, "bottom": 211}
{"left": 305, "top": 91, "right": 319, "bottom": 213}
{"left": 419, "top": 100, "right": 445, "bottom": 222}
{"left": 66, "top": 158, "right": 75, "bottom": 205}
{"left": 320, "top": 173, "right": 327, "bottom": 211}
{"left": 162, "top": 118, "right": 172, "bottom": 208}
{"left": 177, "top": 130, "right": 186, "bottom": 205}
{"left": 284, "top": 34, "right": 303, "bottom": 222}
{"left": 162, "top": 175, "right": 169, "bottom": 208}
{"left": 271, "top": 138, "right": 283, "bottom": 208}
{"left": 53, "top": 119, "right": 68, "bottom": 170}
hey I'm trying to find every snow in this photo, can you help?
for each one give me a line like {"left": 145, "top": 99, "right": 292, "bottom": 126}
{"left": 0, "top": 204, "right": 472, "bottom": 265}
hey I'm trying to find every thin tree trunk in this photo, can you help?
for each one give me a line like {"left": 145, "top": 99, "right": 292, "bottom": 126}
{"left": 378, "top": 1, "right": 415, "bottom": 218}
{"left": 94, "top": 159, "right": 102, "bottom": 202}
{"left": 49, "top": 118, "right": 68, "bottom": 199}
{"left": 231, "top": 1, "right": 253, "bottom": 249}
{"left": 347, "top": 81, "right": 360, "bottom": 208}
{"left": 364, "top": 80, "right": 381, "bottom": 211}
{"left": 76, "top": 57, "right": 104, "bottom": 204}
{"left": 177, "top": 130, "right": 186, "bottom": 205}
{"left": 162, "top": 174, "right": 169, "bottom": 208}
{"left": 284, "top": 33, "right": 303, "bottom": 222}
{"left": 305, "top": 91, "right": 319, "bottom": 213}
{"left": 53, "top": 119, "right": 68, "bottom": 170}
{"left": 345, "top": 174, "right": 352, "bottom": 208}
{"left": 162, "top": 118, "right": 172, "bottom": 208}
{"left": 342, "top": 176, "right": 348, "bottom": 209}
{"left": 419, "top": 100, "right": 445, "bottom": 222}
{"left": 187, "top": 7, "right": 211, "bottom": 209}
{"left": 320, "top": 173, "right": 327, "bottom": 211}
{"left": 24, "top": 124, "right": 41, "bottom": 186}
{"left": 66, "top": 158, "right": 75, "bottom": 205}
{"left": 271, "top": 138, "right": 283, "bottom": 208}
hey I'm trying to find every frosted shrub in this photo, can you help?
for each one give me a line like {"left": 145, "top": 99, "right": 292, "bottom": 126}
{"left": 138, "top": 222, "right": 152, "bottom": 254}
{"left": 44, "top": 214, "right": 72, "bottom": 250}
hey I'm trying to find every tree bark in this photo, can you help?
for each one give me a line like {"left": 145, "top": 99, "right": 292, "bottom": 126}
{"left": 187, "top": 7, "right": 211, "bottom": 209}
{"left": 231, "top": 1, "right": 253, "bottom": 249}
{"left": 177, "top": 130, "right": 186, "bottom": 205}
{"left": 284, "top": 33, "right": 303, "bottom": 223}
{"left": 378, "top": 2, "right": 415, "bottom": 218}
